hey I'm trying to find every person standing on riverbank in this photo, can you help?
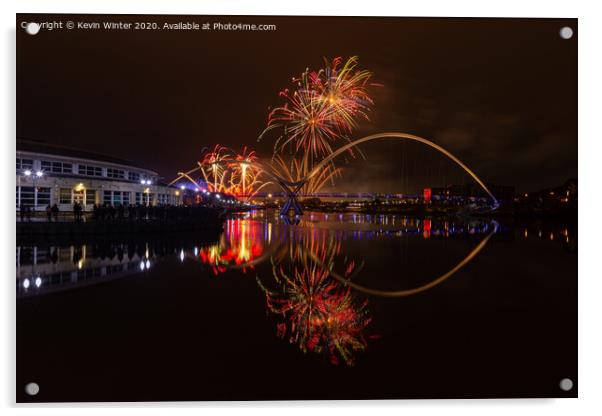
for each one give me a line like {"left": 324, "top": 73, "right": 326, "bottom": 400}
{"left": 51, "top": 204, "right": 59, "bottom": 222}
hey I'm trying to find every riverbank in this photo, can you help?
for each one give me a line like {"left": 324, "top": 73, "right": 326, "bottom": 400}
{"left": 16, "top": 206, "right": 225, "bottom": 239}
{"left": 17, "top": 218, "right": 224, "bottom": 239}
{"left": 282, "top": 202, "right": 577, "bottom": 220}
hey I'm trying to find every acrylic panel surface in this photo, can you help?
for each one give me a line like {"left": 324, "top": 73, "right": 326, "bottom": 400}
{"left": 16, "top": 14, "right": 577, "bottom": 402}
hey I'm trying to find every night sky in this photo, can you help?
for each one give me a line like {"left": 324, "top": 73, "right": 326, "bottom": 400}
{"left": 17, "top": 14, "right": 577, "bottom": 193}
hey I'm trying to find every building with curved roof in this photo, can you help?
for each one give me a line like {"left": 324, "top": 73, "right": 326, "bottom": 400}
{"left": 16, "top": 138, "right": 181, "bottom": 211}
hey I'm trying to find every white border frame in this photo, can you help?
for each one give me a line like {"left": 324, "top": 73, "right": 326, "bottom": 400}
{"left": 2, "top": 1, "right": 601, "bottom": 415}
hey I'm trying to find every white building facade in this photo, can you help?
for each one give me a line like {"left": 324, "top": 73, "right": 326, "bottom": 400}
{"left": 16, "top": 139, "right": 182, "bottom": 211}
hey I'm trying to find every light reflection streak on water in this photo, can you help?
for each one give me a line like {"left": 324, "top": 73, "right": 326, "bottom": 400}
{"left": 16, "top": 212, "right": 575, "bottom": 298}
{"left": 16, "top": 211, "right": 576, "bottom": 366}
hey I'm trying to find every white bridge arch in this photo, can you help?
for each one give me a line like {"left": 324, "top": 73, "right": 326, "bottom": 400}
{"left": 279, "top": 132, "right": 499, "bottom": 216}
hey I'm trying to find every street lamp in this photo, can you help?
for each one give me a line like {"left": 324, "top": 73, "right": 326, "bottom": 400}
{"left": 140, "top": 179, "right": 152, "bottom": 204}
{"left": 19, "top": 169, "right": 45, "bottom": 211}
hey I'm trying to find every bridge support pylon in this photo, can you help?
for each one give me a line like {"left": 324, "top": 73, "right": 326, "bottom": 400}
{"left": 280, "top": 190, "right": 303, "bottom": 217}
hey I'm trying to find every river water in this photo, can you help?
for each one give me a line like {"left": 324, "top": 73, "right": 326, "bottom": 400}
{"left": 16, "top": 210, "right": 577, "bottom": 401}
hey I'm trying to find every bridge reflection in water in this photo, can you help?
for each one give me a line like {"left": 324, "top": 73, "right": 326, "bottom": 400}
{"left": 16, "top": 210, "right": 575, "bottom": 367}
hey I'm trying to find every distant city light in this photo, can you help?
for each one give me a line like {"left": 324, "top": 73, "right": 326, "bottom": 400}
{"left": 35, "top": 170, "right": 44, "bottom": 177}
{"left": 35, "top": 277, "right": 42, "bottom": 288}
{"left": 195, "top": 188, "right": 199, "bottom": 192}
{"left": 216, "top": 194, "right": 221, "bottom": 199}
{"left": 23, "top": 170, "right": 32, "bottom": 176}
{"left": 23, "top": 278, "right": 30, "bottom": 289}
{"left": 180, "top": 185, "right": 186, "bottom": 190}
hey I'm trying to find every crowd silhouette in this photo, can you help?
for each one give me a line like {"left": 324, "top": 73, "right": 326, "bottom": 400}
{"left": 18, "top": 203, "right": 222, "bottom": 223}
{"left": 91, "top": 203, "right": 220, "bottom": 223}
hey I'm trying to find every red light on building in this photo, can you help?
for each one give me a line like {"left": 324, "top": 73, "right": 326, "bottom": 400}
{"left": 423, "top": 188, "right": 432, "bottom": 202}
{"left": 423, "top": 219, "right": 431, "bottom": 239}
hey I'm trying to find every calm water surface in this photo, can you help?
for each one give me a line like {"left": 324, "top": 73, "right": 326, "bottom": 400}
{"left": 16, "top": 210, "right": 577, "bottom": 401}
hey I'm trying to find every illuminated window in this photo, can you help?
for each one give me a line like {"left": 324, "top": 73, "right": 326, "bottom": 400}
{"left": 103, "top": 190, "right": 112, "bottom": 205}
{"left": 16, "top": 158, "right": 33, "bottom": 171}
{"left": 59, "top": 188, "right": 72, "bottom": 204}
{"left": 41, "top": 160, "right": 72, "bottom": 174}
{"left": 78, "top": 164, "right": 102, "bottom": 177}
{"left": 73, "top": 189, "right": 84, "bottom": 205}
{"left": 19, "top": 186, "right": 35, "bottom": 207}
{"left": 128, "top": 171, "right": 140, "bottom": 182}
{"left": 102, "top": 190, "right": 130, "bottom": 205}
{"left": 85, "top": 189, "right": 96, "bottom": 205}
{"left": 36, "top": 187, "right": 51, "bottom": 206}
{"left": 107, "top": 168, "right": 125, "bottom": 179}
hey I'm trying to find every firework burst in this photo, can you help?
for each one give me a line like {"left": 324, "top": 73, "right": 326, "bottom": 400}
{"left": 314, "top": 56, "right": 375, "bottom": 135}
{"left": 263, "top": 84, "right": 342, "bottom": 160}
{"left": 270, "top": 154, "right": 341, "bottom": 196}
{"left": 170, "top": 144, "right": 272, "bottom": 201}
{"left": 257, "top": 232, "right": 373, "bottom": 366}
{"left": 259, "top": 56, "right": 375, "bottom": 155}
{"left": 198, "top": 145, "right": 232, "bottom": 193}
{"left": 259, "top": 56, "right": 377, "bottom": 194}
{"left": 226, "top": 146, "right": 268, "bottom": 198}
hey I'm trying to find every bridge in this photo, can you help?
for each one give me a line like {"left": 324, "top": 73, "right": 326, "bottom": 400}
{"left": 254, "top": 192, "right": 420, "bottom": 199}
{"left": 170, "top": 131, "right": 499, "bottom": 216}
